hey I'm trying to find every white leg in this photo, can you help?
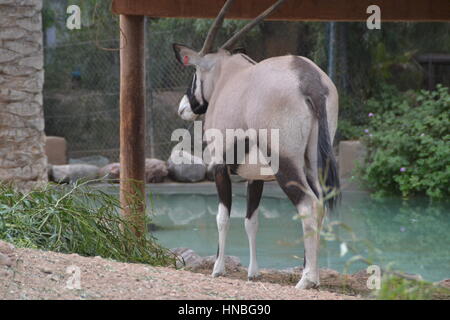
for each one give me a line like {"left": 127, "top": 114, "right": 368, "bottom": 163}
{"left": 212, "top": 203, "right": 230, "bottom": 277}
{"left": 245, "top": 208, "right": 259, "bottom": 279}
{"left": 296, "top": 200, "right": 321, "bottom": 289}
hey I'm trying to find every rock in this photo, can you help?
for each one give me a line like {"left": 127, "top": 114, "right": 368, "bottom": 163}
{"left": 0, "top": 253, "right": 12, "bottom": 267}
{"left": 167, "top": 150, "right": 206, "bottom": 182}
{"left": 45, "top": 136, "right": 67, "bottom": 165}
{"left": 171, "top": 248, "right": 204, "bottom": 269}
{"left": 40, "top": 266, "right": 52, "bottom": 274}
{"left": 0, "top": 240, "right": 15, "bottom": 254}
{"left": 49, "top": 164, "right": 99, "bottom": 183}
{"left": 145, "top": 158, "right": 168, "bottom": 183}
{"left": 171, "top": 248, "right": 241, "bottom": 272}
{"left": 437, "top": 279, "right": 450, "bottom": 289}
{"left": 203, "top": 255, "right": 242, "bottom": 271}
{"left": 99, "top": 162, "right": 120, "bottom": 181}
{"left": 99, "top": 159, "right": 168, "bottom": 183}
{"left": 69, "top": 155, "right": 110, "bottom": 168}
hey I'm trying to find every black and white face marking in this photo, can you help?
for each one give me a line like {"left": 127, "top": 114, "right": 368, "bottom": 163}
{"left": 178, "top": 71, "right": 209, "bottom": 121}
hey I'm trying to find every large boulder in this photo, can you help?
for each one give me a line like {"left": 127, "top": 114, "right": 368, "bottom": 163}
{"left": 49, "top": 164, "right": 99, "bottom": 183}
{"left": 167, "top": 150, "right": 206, "bottom": 182}
{"left": 99, "top": 163, "right": 120, "bottom": 181}
{"left": 170, "top": 247, "right": 241, "bottom": 272}
{"left": 99, "top": 159, "right": 168, "bottom": 183}
{"left": 203, "top": 255, "right": 242, "bottom": 272}
{"left": 437, "top": 279, "right": 450, "bottom": 289}
{"left": 171, "top": 248, "right": 204, "bottom": 269}
{"left": 145, "top": 158, "right": 168, "bottom": 183}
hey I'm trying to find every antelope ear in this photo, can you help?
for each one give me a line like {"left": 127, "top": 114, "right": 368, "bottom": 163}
{"left": 172, "top": 43, "right": 201, "bottom": 67}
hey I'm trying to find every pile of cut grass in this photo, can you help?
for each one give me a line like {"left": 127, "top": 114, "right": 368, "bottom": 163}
{"left": 0, "top": 181, "right": 175, "bottom": 267}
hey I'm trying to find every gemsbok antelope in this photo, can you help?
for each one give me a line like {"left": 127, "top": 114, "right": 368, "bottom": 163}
{"left": 172, "top": 0, "right": 340, "bottom": 289}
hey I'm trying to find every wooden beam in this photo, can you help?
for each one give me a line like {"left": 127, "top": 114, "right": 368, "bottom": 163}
{"left": 119, "top": 15, "right": 146, "bottom": 237}
{"left": 112, "top": 0, "right": 450, "bottom": 21}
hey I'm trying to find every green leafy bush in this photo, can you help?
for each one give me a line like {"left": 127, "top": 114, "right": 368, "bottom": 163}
{"left": 0, "top": 182, "right": 175, "bottom": 266}
{"left": 360, "top": 85, "right": 450, "bottom": 199}
{"left": 377, "top": 276, "right": 450, "bottom": 300}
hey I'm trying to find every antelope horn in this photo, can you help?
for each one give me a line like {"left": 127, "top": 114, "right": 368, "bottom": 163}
{"left": 199, "top": 0, "right": 236, "bottom": 56}
{"left": 221, "top": 0, "right": 288, "bottom": 51}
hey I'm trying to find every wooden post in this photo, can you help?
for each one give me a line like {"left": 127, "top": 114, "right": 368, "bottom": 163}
{"left": 119, "top": 15, "right": 146, "bottom": 237}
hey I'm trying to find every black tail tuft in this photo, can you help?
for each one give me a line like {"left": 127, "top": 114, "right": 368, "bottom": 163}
{"left": 317, "top": 108, "right": 341, "bottom": 211}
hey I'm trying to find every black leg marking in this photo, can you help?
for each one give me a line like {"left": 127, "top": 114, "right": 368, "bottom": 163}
{"left": 214, "top": 164, "right": 232, "bottom": 214}
{"left": 246, "top": 180, "right": 264, "bottom": 219}
{"left": 275, "top": 157, "right": 306, "bottom": 206}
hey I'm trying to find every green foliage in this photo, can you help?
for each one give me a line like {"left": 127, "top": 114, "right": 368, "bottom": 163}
{"left": 337, "top": 119, "right": 363, "bottom": 141}
{"left": 336, "top": 22, "right": 449, "bottom": 141}
{"left": 377, "top": 276, "right": 450, "bottom": 300}
{"left": 0, "top": 182, "right": 175, "bottom": 266}
{"left": 360, "top": 85, "right": 450, "bottom": 199}
{"left": 42, "top": 6, "right": 56, "bottom": 30}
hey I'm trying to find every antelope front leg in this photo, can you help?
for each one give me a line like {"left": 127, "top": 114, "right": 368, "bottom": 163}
{"left": 245, "top": 180, "right": 264, "bottom": 280}
{"left": 212, "top": 165, "right": 231, "bottom": 277}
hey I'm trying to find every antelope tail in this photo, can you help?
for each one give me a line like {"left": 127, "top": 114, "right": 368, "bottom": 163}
{"left": 316, "top": 103, "right": 340, "bottom": 210}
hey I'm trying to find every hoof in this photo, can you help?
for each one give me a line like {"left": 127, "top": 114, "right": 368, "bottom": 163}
{"left": 295, "top": 277, "right": 319, "bottom": 290}
{"left": 211, "top": 270, "right": 225, "bottom": 278}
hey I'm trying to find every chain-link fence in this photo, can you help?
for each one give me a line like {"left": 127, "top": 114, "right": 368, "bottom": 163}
{"left": 44, "top": 28, "right": 195, "bottom": 163}
{"left": 43, "top": 15, "right": 450, "bottom": 163}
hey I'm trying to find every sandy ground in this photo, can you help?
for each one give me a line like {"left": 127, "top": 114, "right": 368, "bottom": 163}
{"left": 0, "top": 241, "right": 359, "bottom": 300}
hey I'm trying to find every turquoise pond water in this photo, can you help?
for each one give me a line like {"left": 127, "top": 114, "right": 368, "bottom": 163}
{"left": 142, "top": 186, "right": 449, "bottom": 282}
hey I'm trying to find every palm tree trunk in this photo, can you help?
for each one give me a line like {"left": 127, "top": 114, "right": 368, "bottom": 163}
{"left": 0, "top": 0, "right": 48, "bottom": 191}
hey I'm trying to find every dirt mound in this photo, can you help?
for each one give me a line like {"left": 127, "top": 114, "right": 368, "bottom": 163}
{"left": 0, "top": 241, "right": 358, "bottom": 300}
